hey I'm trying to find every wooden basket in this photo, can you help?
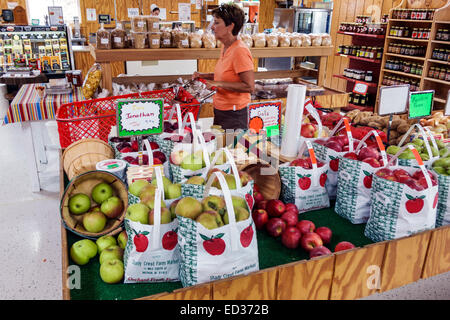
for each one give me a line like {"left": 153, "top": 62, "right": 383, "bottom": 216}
{"left": 62, "top": 138, "right": 114, "bottom": 181}
{"left": 239, "top": 161, "right": 281, "bottom": 200}
{"left": 60, "top": 170, "right": 128, "bottom": 239}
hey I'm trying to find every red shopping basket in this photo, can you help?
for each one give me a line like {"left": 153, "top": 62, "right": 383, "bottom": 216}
{"left": 56, "top": 87, "right": 200, "bottom": 148}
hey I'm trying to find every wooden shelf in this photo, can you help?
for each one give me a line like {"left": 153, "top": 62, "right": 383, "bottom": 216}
{"left": 389, "top": 19, "right": 433, "bottom": 22}
{"left": 382, "top": 69, "right": 423, "bottom": 79}
{"left": 435, "top": 21, "right": 450, "bottom": 24}
{"left": 386, "top": 36, "right": 430, "bottom": 43}
{"left": 384, "top": 53, "right": 426, "bottom": 61}
{"left": 434, "top": 97, "right": 447, "bottom": 103}
{"left": 337, "top": 31, "right": 386, "bottom": 39}
{"left": 333, "top": 74, "right": 378, "bottom": 87}
{"left": 423, "top": 77, "right": 450, "bottom": 85}
{"left": 431, "top": 40, "right": 450, "bottom": 45}
{"left": 335, "top": 53, "right": 382, "bottom": 64}
{"left": 428, "top": 59, "right": 450, "bottom": 66}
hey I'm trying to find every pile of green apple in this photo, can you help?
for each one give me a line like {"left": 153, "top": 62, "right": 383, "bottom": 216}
{"left": 129, "top": 176, "right": 181, "bottom": 200}
{"left": 69, "top": 231, "right": 128, "bottom": 284}
{"left": 183, "top": 168, "right": 253, "bottom": 190}
{"left": 386, "top": 138, "right": 449, "bottom": 161}
{"left": 174, "top": 195, "right": 250, "bottom": 229}
{"left": 68, "top": 182, "right": 124, "bottom": 234}
{"left": 432, "top": 154, "right": 450, "bottom": 176}
{"left": 170, "top": 150, "right": 228, "bottom": 171}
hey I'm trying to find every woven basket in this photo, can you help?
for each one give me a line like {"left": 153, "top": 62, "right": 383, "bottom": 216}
{"left": 239, "top": 161, "right": 281, "bottom": 200}
{"left": 60, "top": 170, "right": 128, "bottom": 239}
{"left": 62, "top": 138, "right": 114, "bottom": 180}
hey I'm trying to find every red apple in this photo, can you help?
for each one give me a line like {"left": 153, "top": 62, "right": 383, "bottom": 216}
{"left": 315, "top": 226, "right": 332, "bottom": 244}
{"left": 412, "top": 169, "right": 434, "bottom": 181}
{"left": 334, "top": 241, "right": 356, "bottom": 252}
{"left": 252, "top": 209, "right": 269, "bottom": 230}
{"left": 395, "top": 175, "right": 414, "bottom": 184}
{"left": 362, "top": 157, "right": 381, "bottom": 168}
{"left": 280, "top": 210, "right": 298, "bottom": 227}
{"left": 358, "top": 147, "right": 380, "bottom": 161}
{"left": 300, "top": 232, "right": 323, "bottom": 252}
{"left": 336, "top": 134, "right": 349, "bottom": 146}
{"left": 120, "top": 147, "right": 134, "bottom": 153}
{"left": 315, "top": 139, "right": 327, "bottom": 146}
{"left": 153, "top": 151, "right": 167, "bottom": 163}
{"left": 393, "top": 169, "right": 411, "bottom": 179}
{"left": 281, "top": 227, "right": 302, "bottom": 249}
{"left": 296, "top": 220, "right": 315, "bottom": 234}
{"left": 309, "top": 246, "right": 332, "bottom": 258}
{"left": 417, "top": 176, "right": 437, "bottom": 189}
{"left": 253, "top": 191, "right": 265, "bottom": 203}
{"left": 343, "top": 152, "right": 358, "bottom": 160}
{"left": 329, "top": 136, "right": 345, "bottom": 147}
{"left": 266, "top": 199, "right": 286, "bottom": 217}
{"left": 256, "top": 200, "right": 268, "bottom": 210}
{"left": 375, "top": 168, "right": 393, "bottom": 178}
{"left": 301, "top": 123, "right": 317, "bottom": 138}
{"left": 266, "top": 218, "right": 286, "bottom": 237}
{"left": 406, "top": 179, "right": 425, "bottom": 191}
{"left": 284, "top": 203, "right": 299, "bottom": 215}
{"left": 325, "top": 141, "right": 342, "bottom": 152}
{"left": 253, "top": 184, "right": 260, "bottom": 193}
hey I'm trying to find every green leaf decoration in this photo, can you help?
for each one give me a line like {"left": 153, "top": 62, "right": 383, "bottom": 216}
{"left": 329, "top": 155, "right": 336, "bottom": 160}
{"left": 297, "top": 174, "right": 304, "bottom": 178}
{"left": 405, "top": 194, "right": 414, "bottom": 200}
{"left": 305, "top": 174, "right": 311, "bottom": 178}
{"left": 141, "top": 231, "right": 150, "bottom": 236}
{"left": 223, "top": 168, "right": 230, "bottom": 174}
{"left": 200, "top": 234, "right": 210, "bottom": 241}
{"left": 215, "top": 233, "right": 225, "bottom": 239}
{"left": 419, "top": 195, "right": 426, "bottom": 199}
{"left": 363, "top": 170, "right": 372, "bottom": 176}
{"left": 173, "top": 228, "right": 178, "bottom": 233}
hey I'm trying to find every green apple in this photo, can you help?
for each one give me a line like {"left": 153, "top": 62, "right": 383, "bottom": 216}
{"left": 412, "top": 138, "right": 424, "bottom": 147}
{"left": 83, "top": 210, "right": 107, "bottom": 233}
{"left": 201, "top": 195, "right": 226, "bottom": 213}
{"left": 143, "top": 198, "right": 167, "bottom": 211}
{"left": 96, "top": 235, "right": 117, "bottom": 253}
{"left": 128, "top": 180, "right": 150, "bottom": 197}
{"left": 386, "top": 145, "right": 400, "bottom": 155}
{"left": 139, "top": 184, "right": 157, "bottom": 204}
{"left": 433, "top": 166, "right": 446, "bottom": 175}
{"left": 99, "top": 245, "right": 124, "bottom": 264}
{"left": 151, "top": 176, "right": 172, "bottom": 194}
{"left": 175, "top": 197, "right": 203, "bottom": 219}
{"left": 68, "top": 193, "right": 91, "bottom": 215}
{"left": 181, "top": 153, "right": 204, "bottom": 171}
{"left": 433, "top": 157, "right": 450, "bottom": 168}
{"left": 196, "top": 211, "right": 224, "bottom": 229}
{"left": 430, "top": 146, "right": 439, "bottom": 157}
{"left": 166, "top": 183, "right": 181, "bottom": 199}
{"left": 232, "top": 196, "right": 247, "bottom": 210}
{"left": 238, "top": 171, "right": 253, "bottom": 187}
{"left": 91, "top": 182, "right": 114, "bottom": 205}
{"left": 210, "top": 151, "right": 227, "bottom": 165}
{"left": 398, "top": 149, "right": 415, "bottom": 159}
{"left": 169, "top": 199, "right": 180, "bottom": 219}
{"left": 420, "top": 153, "right": 430, "bottom": 161}
{"left": 439, "top": 148, "right": 450, "bottom": 158}
{"left": 100, "top": 259, "right": 124, "bottom": 284}
{"left": 149, "top": 207, "right": 172, "bottom": 224}
{"left": 223, "top": 206, "right": 250, "bottom": 225}
{"left": 126, "top": 203, "right": 150, "bottom": 224}
{"left": 100, "top": 196, "right": 123, "bottom": 219}
{"left": 212, "top": 174, "right": 237, "bottom": 190}
{"left": 186, "top": 176, "right": 205, "bottom": 185}
{"left": 117, "top": 230, "right": 128, "bottom": 249}
{"left": 70, "top": 239, "right": 97, "bottom": 265}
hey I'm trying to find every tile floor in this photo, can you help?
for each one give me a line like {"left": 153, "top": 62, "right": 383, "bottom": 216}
{"left": 0, "top": 120, "right": 449, "bottom": 300}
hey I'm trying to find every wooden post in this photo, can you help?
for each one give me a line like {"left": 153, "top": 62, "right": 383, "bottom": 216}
{"left": 318, "top": 56, "right": 328, "bottom": 86}
{"left": 100, "top": 62, "right": 113, "bottom": 93}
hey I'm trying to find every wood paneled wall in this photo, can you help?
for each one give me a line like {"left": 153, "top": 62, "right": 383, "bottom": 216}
{"left": 0, "top": 0, "right": 27, "bottom": 10}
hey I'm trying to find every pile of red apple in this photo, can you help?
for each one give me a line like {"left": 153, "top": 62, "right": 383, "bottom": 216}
{"left": 114, "top": 140, "right": 160, "bottom": 154}
{"left": 315, "top": 134, "right": 360, "bottom": 154}
{"left": 342, "top": 146, "right": 391, "bottom": 169}
{"left": 122, "top": 151, "right": 167, "bottom": 166}
{"left": 163, "top": 131, "right": 215, "bottom": 144}
{"left": 251, "top": 186, "right": 356, "bottom": 258}
{"left": 375, "top": 167, "right": 437, "bottom": 191}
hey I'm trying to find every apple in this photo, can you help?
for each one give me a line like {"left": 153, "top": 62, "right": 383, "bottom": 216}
{"left": 252, "top": 209, "right": 269, "bottom": 230}
{"left": 151, "top": 176, "right": 172, "bottom": 194}
{"left": 170, "top": 150, "right": 187, "bottom": 165}
{"left": 309, "top": 246, "right": 332, "bottom": 258}
{"left": 362, "top": 157, "right": 381, "bottom": 168}
{"left": 343, "top": 152, "right": 358, "bottom": 160}
{"left": 70, "top": 239, "right": 97, "bottom": 265}
{"left": 375, "top": 168, "right": 393, "bottom": 178}
{"left": 223, "top": 206, "right": 250, "bottom": 224}
{"left": 186, "top": 176, "right": 206, "bottom": 185}
{"left": 196, "top": 211, "right": 224, "bottom": 229}
{"left": 83, "top": 210, "right": 107, "bottom": 233}
{"left": 334, "top": 241, "right": 356, "bottom": 252}
{"left": 281, "top": 227, "right": 302, "bottom": 249}
{"left": 128, "top": 180, "right": 150, "bottom": 197}
{"left": 358, "top": 147, "right": 380, "bottom": 161}
{"left": 99, "top": 259, "right": 124, "bottom": 284}
{"left": 253, "top": 191, "right": 265, "bottom": 203}
{"left": 99, "top": 245, "right": 124, "bottom": 264}
{"left": 149, "top": 207, "right": 173, "bottom": 225}
{"left": 284, "top": 203, "right": 299, "bottom": 215}
{"left": 181, "top": 153, "right": 204, "bottom": 171}
{"left": 325, "top": 141, "right": 342, "bottom": 152}
{"left": 152, "top": 151, "right": 167, "bottom": 163}
{"left": 91, "top": 182, "right": 114, "bottom": 205}
{"left": 212, "top": 174, "right": 238, "bottom": 190}
{"left": 256, "top": 200, "right": 268, "bottom": 210}
{"left": 166, "top": 183, "right": 181, "bottom": 199}
{"left": 300, "top": 232, "right": 323, "bottom": 252}
{"left": 231, "top": 196, "right": 248, "bottom": 210}
{"left": 266, "top": 199, "right": 286, "bottom": 217}
{"left": 100, "top": 196, "right": 124, "bottom": 219}
{"left": 266, "top": 218, "right": 286, "bottom": 237}
{"left": 117, "top": 230, "right": 128, "bottom": 249}
{"left": 315, "top": 226, "right": 332, "bottom": 244}
{"left": 238, "top": 171, "right": 253, "bottom": 187}
{"left": 139, "top": 185, "right": 157, "bottom": 204}
{"left": 412, "top": 169, "right": 435, "bottom": 181}
{"left": 96, "top": 235, "right": 117, "bottom": 253}
{"left": 175, "top": 196, "right": 203, "bottom": 220}
{"left": 280, "top": 210, "right": 298, "bottom": 227}
{"left": 126, "top": 203, "right": 150, "bottom": 224}
{"left": 301, "top": 123, "right": 317, "bottom": 138}
{"left": 417, "top": 176, "right": 437, "bottom": 189}
{"left": 68, "top": 193, "right": 91, "bottom": 215}
{"left": 143, "top": 198, "right": 167, "bottom": 211}
{"left": 296, "top": 220, "right": 315, "bottom": 234}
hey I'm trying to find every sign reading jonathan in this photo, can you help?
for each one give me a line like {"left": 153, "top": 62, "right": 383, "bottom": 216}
{"left": 116, "top": 99, "right": 164, "bottom": 137}
{"left": 248, "top": 101, "right": 282, "bottom": 137}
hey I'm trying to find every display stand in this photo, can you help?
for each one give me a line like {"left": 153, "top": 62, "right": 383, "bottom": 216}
{"left": 377, "top": 0, "right": 450, "bottom": 112}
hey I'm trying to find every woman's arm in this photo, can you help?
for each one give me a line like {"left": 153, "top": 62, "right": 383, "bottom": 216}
{"left": 192, "top": 72, "right": 214, "bottom": 80}
{"left": 207, "top": 70, "right": 255, "bottom": 93}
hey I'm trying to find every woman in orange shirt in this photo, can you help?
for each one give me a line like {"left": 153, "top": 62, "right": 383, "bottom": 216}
{"left": 192, "top": 3, "right": 255, "bottom": 130}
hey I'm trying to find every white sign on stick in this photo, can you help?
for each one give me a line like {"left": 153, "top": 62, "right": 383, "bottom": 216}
{"left": 445, "top": 90, "right": 450, "bottom": 116}
{"left": 378, "top": 85, "right": 410, "bottom": 116}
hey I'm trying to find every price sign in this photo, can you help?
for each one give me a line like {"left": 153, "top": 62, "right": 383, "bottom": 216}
{"left": 98, "top": 14, "right": 111, "bottom": 24}
{"left": 408, "top": 90, "right": 434, "bottom": 119}
{"left": 116, "top": 99, "right": 164, "bottom": 137}
{"left": 248, "top": 101, "right": 282, "bottom": 137}
{"left": 378, "top": 85, "right": 409, "bottom": 116}
{"left": 353, "top": 81, "right": 369, "bottom": 95}
{"left": 445, "top": 90, "right": 450, "bottom": 116}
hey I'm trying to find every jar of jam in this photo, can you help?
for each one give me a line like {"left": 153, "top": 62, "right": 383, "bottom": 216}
{"left": 412, "top": 28, "right": 419, "bottom": 39}
{"left": 72, "top": 70, "right": 82, "bottom": 87}
{"left": 360, "top": 94, "right": 367, "bottom": 106}
{"left": 353, "top": 94, "right": 360, "bottom": 105}
{"left": 445, "top": 69, "right": 450, "bottom": 82}
{"left": 443, "top": 29, "right": 449, "bottom": 41}
{"left": 365, "top": 71, "right": 373, "bottom": 82}
{"left": 411, "top": 63, "right": 417, "bottom": 74}
{"left": 439, "top": 68, "right": 446, "bottom": 80}
{"left": 428, "top": 67, "right": 435, "bottom": 78}
{"left": 65, "top": 70, "right": 73, "bottom": 84}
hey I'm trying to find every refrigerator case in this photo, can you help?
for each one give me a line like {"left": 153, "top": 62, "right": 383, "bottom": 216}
{"left": 0, "top": 25, "right": 73, "bottom": 75}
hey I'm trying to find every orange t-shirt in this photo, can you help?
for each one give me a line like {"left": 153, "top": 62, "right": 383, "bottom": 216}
{"left": 213, "top": 39, "right": 254, "bottom": 111}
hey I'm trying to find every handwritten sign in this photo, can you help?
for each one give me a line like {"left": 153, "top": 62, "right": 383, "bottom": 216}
{"left": 116, "top": 99, "right": 164, "bottom": 137}
{"left": 409, "top": 90, "right": 434, "bottom": 119}
{"left": 378, "top": 85, "right": 409, "bottom": 116}
{"left": 353, "top": 81, "right": 369, "bottom": 95}
{"left": 248, "top": 101, "right": 282, "bottom": 137}
{"left": 445, "top": 90, "right": 450, "bottom": 117}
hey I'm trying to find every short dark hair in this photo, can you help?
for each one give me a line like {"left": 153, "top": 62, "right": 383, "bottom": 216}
{"left": 152, "top": 7, "right": 160, "bottom": 13}
{"left": 212, "top": 3, "right": 245, "bottom": 36}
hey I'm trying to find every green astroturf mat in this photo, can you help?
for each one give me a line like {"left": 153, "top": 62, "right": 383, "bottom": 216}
{"left": 66, "top": 202, "right": 374, "bottom": 300}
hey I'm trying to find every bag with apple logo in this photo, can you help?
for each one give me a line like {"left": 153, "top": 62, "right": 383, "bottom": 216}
{"left": 123, "top": 187, "right": 181, "bottom": 283}
{"left": 297, "top": 101, "right": 328, "bottom": 148}
{"left": 181, "top": 147, "right": 255, "bottom": 212}
{"left": 432, "top": 155, "right": 450, "bottom": 227}
{"left": 364, "top": 144, "right": 438, "bottom": 242}
{"left": 389, "top": 124, "right": 440, "bottom": 169}
{"left": 279, "top": 140, "right": 330, "bottom": 213}
{"left": 311, "top": 117, "right": 363, "bottom": 200}
{"left": 335, "top": 130, "right": 395, "bottom": 224}
{"left": 177, "top": 171, "right": 259, "bottom": 287}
